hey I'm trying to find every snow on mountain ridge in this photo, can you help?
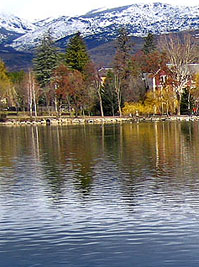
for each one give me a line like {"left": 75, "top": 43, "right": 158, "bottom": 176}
{"left": 0, "top": 12, "right": 36, "bottom": 33}
{"left": 85, "top": 7, "right": 108, "bottom": 15}
{"left": 1, "top": 2, "right": 199, "bottom": 51}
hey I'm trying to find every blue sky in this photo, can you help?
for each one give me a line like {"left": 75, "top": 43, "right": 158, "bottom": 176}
{"left": 1, "top": 0, "right": 198, "bottom": 20}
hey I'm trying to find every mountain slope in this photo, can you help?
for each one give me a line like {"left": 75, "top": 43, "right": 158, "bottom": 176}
{"left": 10, "top": 2, "right": 199, "bottom": 51}
{"left": 0, "top": 2, "right": 199, "bottom": 70}
{"left": 0, "top": 12, "right": 36, "bottom": 45}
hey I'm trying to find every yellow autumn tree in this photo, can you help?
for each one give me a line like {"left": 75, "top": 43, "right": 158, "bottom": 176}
{"left": 0, "top": 59, "right": 16, "bottom": 107}
{"left": 122, "top": 102, "right": 144, "bottom": 116}
{"left": 161, "top": 85, "right": 178, "bottom": 115}
{"left": 144, "top": 87, "right": 178, "bottom": 115}
{"left": 144, "top": 91, "right": 158, "bottom": 114}
{"left": 123, "top": 86, "right": 178, "bottom": 116}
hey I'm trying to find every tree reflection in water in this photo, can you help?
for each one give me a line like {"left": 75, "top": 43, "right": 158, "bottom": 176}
{"left": 0, "top": 122, "right": 199, "bottom": 202}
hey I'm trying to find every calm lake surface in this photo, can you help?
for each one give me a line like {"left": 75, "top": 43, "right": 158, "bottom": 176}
{"left": 1, "top": 121, "right": 199, "bottom": 266}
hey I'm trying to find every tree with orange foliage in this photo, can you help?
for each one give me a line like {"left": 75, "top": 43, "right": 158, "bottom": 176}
{"left": 52, "top": 64, "right": 85, "bottom": 116}
{"left": 132, "top": 49, "right": 169, "bottom": 75}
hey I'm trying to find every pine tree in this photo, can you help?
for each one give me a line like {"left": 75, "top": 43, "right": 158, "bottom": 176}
{"left": 33, "top": 31, "right": 58, "bottom": 88}
{"left": 115, "top": 27, "right": 132, "bottom": 60}
{"left": 142, "top": 32, "right": 156, "bottom": 54}
{"left": 65, "top": 32, "right": 90, "bottom": 73}
{"left": 102, "top": 70, "right": 118, "bottom": 116}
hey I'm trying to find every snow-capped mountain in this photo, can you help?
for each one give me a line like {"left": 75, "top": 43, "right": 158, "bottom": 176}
{"left": 0, "top": 12, "right": 37, "bottom": 44}
{"left": 8, "top": 2, "right": 199, "bottom": 51}
{"left": 1, "top": 2, "right": 199, "bottom": 51}
{"left": 0, "top": 13, "right": 35, "bottom": 33}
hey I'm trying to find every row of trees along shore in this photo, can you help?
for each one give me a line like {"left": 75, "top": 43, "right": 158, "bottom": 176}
{"left": 1, "top": 29, "right": 199, "bottom": 118}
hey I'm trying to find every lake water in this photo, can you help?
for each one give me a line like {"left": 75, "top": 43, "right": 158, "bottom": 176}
{"left": 1, "top": 121, "right": 199, "bottom": 266}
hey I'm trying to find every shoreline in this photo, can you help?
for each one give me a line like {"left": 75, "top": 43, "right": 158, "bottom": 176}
{"left": 0, "top": 115, "right": 199, "bottom": 126}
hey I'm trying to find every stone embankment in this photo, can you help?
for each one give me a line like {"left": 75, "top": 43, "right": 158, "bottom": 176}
{"left": 0, "top": 115, "right": 199, "bottom": 126}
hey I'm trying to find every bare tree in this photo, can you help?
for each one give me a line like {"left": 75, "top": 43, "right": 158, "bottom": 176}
{"left": 159, "top": 33, "right": 199, "bottom": 114}
{"left": 94, "top": 71, "right": 104, "bottom": 117}
{"left": 84, "top": 63, "right": 104, "bottom": 117}
{"left": 27, "top": 71, "right": 40, "bottom": 117}
{"left": 113, "top": 27, "right": 132, "bottom": 116}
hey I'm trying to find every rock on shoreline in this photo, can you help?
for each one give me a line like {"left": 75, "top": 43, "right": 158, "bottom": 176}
{"left": 0, "top": 115, "right": 199, "bottom": 126}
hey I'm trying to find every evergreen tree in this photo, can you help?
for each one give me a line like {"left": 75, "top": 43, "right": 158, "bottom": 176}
{"left": 142, "top": 32, "right": 156, "bottom": 54}
{"left": 33, "top": 31, "right": 58, "bottom": 88}
{"left": 180, "top": 88, "right": 193, "bottom": 115}
{"left": 115, "top": 27, "right": 132, "bottom": 60}
{"left": 102, "top": 70, "right": 118, "bottom": 116}
{"left": 65, "top": 32, "right": 90, "bottom": 73}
